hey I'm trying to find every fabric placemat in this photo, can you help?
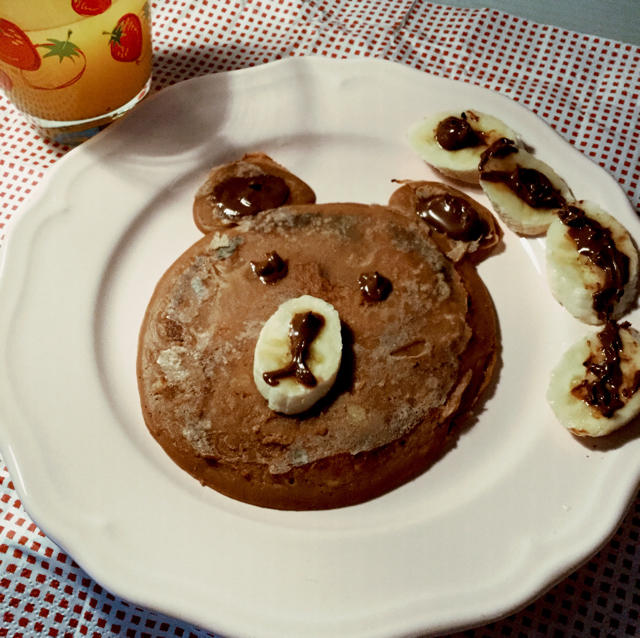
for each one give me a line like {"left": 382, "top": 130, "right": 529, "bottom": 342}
{"left": 1, "top": 1, "right": 639, "bottom": 636}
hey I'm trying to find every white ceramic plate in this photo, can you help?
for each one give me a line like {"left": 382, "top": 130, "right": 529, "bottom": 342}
{"left": 1, "top": 57, "right": 639, "bottom": 638}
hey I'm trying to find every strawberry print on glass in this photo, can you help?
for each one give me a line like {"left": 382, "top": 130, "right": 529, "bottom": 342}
{"left": 0, "top": 0, "right": 151, "bottom": 144}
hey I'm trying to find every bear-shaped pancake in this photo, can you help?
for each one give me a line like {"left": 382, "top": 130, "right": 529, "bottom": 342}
{"left": 137, "top": 154, "right": 499, "bottom": 510}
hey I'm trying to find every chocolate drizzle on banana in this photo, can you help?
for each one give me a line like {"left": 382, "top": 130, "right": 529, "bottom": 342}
{"left": 263, "top": 311, "right": 325, "bottom": 389}
{"left": 570, "top": 321, "right": 636, "bottom": 418}
{"left": 480, "top": 138, "right": 567, "bottom": 209}
{"left": 557, "top": 204, "right": 630, "bottom": 322}
{"left": 408, "top": 110, "right": 518, "bottom": 184}
{"left": 435, "top": 113, "right": 483, "bottom": 151}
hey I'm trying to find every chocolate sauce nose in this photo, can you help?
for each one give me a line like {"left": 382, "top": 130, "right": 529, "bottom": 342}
{"left": 435, "top": 115, "right": 480, "bottom": 151}
{"left": 212, "top": 174, "right": 290, "bottom": 219}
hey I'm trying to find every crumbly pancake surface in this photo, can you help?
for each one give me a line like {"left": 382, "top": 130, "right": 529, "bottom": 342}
{"left": 137, "top": 203, "right": 497, "bottom": 509}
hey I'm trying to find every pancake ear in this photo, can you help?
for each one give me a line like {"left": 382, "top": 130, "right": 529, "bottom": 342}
{"left": 192, "top": 153, "right": 316, "bottom": 234}
{"left": 388, "top": 180, "right": 502, "bottom": 263}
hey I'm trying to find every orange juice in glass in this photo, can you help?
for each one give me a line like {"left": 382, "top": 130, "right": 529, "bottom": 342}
{"left": 0, "top": 0, "right": 152, "bottom": 144}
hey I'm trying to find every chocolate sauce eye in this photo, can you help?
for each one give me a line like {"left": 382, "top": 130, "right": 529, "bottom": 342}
{"left": 359, "top": 272, "right": 392, "bottom": 302}
{"left": 212, "top": 174, "right": 290, "bottom": 219}
{"left": 250, "top": 251, "right": 288, "bottom": 285}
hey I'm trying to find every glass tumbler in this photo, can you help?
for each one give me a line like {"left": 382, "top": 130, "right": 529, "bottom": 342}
{"left": 0, "top": 0, "right": 152, "bottom": 145}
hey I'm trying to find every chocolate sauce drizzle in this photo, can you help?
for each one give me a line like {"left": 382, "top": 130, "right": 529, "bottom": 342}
{"left": 250, "top": 251, "right": 288, "bottom": 284}
{"left": 416, "top": 193, "right": 488, "bottom": 241}
{"left": 358, "top": 272, "right": 392, "bottom": 302}
{"left": 263, "top": 312, "right": 325, "bottom": 388}
{"left": 571, "top": 321, "right": 638, "bottom": 418}
{"left": 212, "top": 174, "right": 290, "bottom": 219}
{"left": 479, "top": 137, "right": 517, "bottom": 163}
{"left": 435, "top": 113, "right": 481, "bottom": 151}
{"left": 558, "top": 204, "right": 630, "bottom": 321}
{"left": 479, "top": 138, "right": 566, "bottom": 209}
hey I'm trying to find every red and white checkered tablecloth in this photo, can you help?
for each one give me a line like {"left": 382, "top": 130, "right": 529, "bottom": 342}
{"left": 1, "top": 2, "right": 639, "bottom": 636}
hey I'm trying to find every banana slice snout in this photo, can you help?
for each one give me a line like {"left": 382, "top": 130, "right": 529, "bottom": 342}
{"left": 547, "top": 321, "right": 640, "bottom": 437}
{"left": 253, "top": 295, "right": 342, "bottom": 415}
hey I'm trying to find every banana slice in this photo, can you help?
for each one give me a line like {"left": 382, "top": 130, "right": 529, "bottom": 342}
{"left": 408, "top": 110, "right": 517, "bottom": 184}
{"left": 479, "top": 138, "right": 573, "bottom": 235}
{"left": 547, "top": 321, "right": 640, "bottom": 436}
{"left": 546, "top": 201, "right": 639, "bottom": 325}
{"left": 253, "top": 295, "right": 342, "bottom": 415}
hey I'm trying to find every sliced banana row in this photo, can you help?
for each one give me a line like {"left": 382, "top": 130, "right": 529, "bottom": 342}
{"left": 545, "top": 201, "right": 640, "bottom": 436}
{"left": 408, "top": 111, "right": 574, "bottom": 237}
{"left": 253, "top": 295, "right": 342, "bottom": 415}
{"left": 408, "top": 109, "right": 640, "bottom": 437}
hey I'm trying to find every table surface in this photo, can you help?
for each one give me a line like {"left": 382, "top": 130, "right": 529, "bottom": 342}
{"left": 1, "top": 1, "right": 639, "bottom": 637}
{"left": 442, "top": 0, "right": 640, "bottom": 45}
